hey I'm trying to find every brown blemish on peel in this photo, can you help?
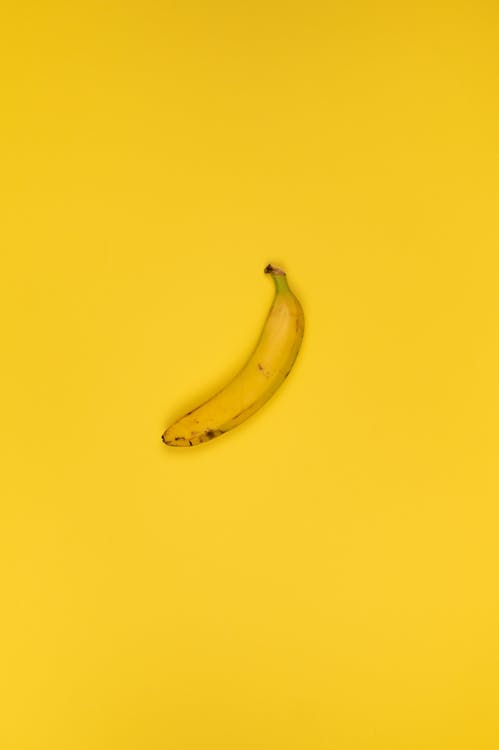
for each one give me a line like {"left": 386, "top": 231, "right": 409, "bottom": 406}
{"left": 205, "top": 429, "right": 223, "bottom": 440}
{"left": 258, "top": 362, "right": 271, "bottom": 378}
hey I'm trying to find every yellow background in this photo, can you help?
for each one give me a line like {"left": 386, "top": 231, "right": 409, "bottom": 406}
{"left": 1, "top": 1, "right": 498, "bottom": 748}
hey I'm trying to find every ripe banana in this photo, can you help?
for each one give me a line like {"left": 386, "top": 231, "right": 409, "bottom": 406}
{"left": 162, "top": 264, "right": 304, "bottom": 447}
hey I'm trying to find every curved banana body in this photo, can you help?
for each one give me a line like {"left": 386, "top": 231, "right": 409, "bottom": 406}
{"left": 162, "top": 264, "right": 304, "bottom": 447}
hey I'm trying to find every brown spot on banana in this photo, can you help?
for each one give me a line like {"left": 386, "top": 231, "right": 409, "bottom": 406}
{"left": 205, "top": 429, "right": 224, "bottom": 440}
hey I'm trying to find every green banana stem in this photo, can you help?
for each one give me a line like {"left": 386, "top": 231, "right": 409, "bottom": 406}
{"left": 264, "top": 264, "right": 289, "bottom": 293}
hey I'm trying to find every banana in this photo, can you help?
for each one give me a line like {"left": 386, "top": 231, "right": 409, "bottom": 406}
{"left": 162, "top": 263, "right": 304, "bottom": 447}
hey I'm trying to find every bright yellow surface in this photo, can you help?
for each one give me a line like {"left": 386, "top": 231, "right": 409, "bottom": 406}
{"left": 1, "top": 1, "right": 498, "bottom": 748}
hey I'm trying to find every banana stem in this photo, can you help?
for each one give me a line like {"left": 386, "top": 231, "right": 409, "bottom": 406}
{"left": 264, "top": 263, "right": 285, "bottom": 276}
{"left": 264, "top": 263, "right": 289, "bottom": 292}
